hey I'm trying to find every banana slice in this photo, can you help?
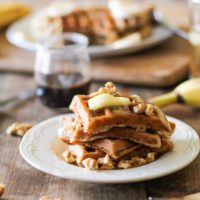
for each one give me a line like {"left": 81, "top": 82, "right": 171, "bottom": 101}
{"left": 88, "top": 93, "right": 131, "bottom": 110}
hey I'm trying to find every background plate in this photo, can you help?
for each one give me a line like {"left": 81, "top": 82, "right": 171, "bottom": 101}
{"left": 20, "top": 114, "right": 200, "bottom": 183}
{"left": 6, "top": 15, "right": 172, "bottom": 57}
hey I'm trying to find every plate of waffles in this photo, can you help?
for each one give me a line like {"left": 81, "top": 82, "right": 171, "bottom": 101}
{"left": 20, "top": 82, "right": 199, "bottom": 183}
{"left": 6, "top": 1, "right": 172, "bottom": 57}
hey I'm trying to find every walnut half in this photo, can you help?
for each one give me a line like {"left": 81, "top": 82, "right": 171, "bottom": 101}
{"left": 0, "top": 183, "right": 5, "bottom": 198}
{"left": 62, "top": 150, "right": 76, "bottom": 163}
{"left": 98, "top": 154, "right": 115, "bottom": 170}
{"left": 6, "top": 122, "right": 32, "bottom": 137}
{"left": 82, "top": 158, "right": 99, "bottom": 170}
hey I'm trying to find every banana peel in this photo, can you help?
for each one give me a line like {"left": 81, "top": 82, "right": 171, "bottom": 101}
{"left": 0, "top": 2, "right": 31, "bottom": 29}
{"left": 149, "top": 78, "right": 200, "bottom": 108}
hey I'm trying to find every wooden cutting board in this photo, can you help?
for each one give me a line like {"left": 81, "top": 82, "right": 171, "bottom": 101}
{"left": 0, "top": 33, "right": 190, "bottom": 87}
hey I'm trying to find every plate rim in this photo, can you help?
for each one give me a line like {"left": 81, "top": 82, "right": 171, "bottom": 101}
{"left": 19, "top": 114, "right": 200, "bottom": 183}
{"left": 6, "top": 14, "right": 172, "bottom": 57}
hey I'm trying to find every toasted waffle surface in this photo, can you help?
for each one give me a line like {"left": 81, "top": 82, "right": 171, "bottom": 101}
{"left": 31, "top": 2, "right": 154, "bottom": 44}
{"left": 60, "top": 117, "right": 162, "bottom": 148}
{"left": 70, "top": 95, "right": 174, "bottom": 136}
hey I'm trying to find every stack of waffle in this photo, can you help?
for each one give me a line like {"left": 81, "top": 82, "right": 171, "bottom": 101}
{"left": 31, "top": 1, "right": 154, "bottom": 45}
{"left": 58, "top": 82, "right": 175, "bottom": 170}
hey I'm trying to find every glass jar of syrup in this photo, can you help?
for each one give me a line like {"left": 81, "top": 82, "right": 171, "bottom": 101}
{"left": 34, "top": 33, "right": 91, "bottom": 108}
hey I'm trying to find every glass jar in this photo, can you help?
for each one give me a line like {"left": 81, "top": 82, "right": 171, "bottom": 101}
{"left": 34, "top": 33, "right": 91, "bottom": 108}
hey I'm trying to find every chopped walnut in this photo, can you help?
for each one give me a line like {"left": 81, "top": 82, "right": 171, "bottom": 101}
{"left": 118, "top": 157, "right": 147, "bottom": 169}
{"left": 98, "top": 82, "right": 117, "bottom": 96}
{"left": 82, "top": 158, "right": 99, "bottom": 170}
{"left": 6, "top": 122, "right": 32, "bottom": 137}
{"left": 145, "top": 104, "right": 154, "bottom": 116}
{"left": 90, "top": 82, "right": 117, "bottom": 97}
{"left": 63, "top": 150, "right": 76, "bottom": 163}
{"left": 98, "top": 154, "right": 115, "bottom": 170}
{"left": 0, "top": 183, "right": 5, "bottom": 198}
{"left": 131, "top": 95, "right": 144, "bottom": 105}
{"left": 117, "top": 160, "right": 133, "bottom": 169}
{"left": 39, "top": 196, "right": 62, "bottom": 200}
{"left": 136, "top": 126, "right": 146, "bottom": 132}
{"left": 133, "top": 103, "right": 146, "bottom": 114}
{"left": 146, "top": 152, "right": 155, "bottom": 163}
{"left": 131, "top": 157, "right": 147, "bottom": 166}
{"left": 39, "top": 196, "right": 51, "bottom": 200}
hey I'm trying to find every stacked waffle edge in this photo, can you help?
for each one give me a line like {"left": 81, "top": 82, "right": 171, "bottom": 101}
{"left": 31, "top": 1, "right": 154, "bottom": 45}
{"left": 58, "top": 82, "right": 175, "bottom": 170}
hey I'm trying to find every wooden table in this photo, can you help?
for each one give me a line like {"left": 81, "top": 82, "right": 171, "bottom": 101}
{"left": 1, "top": 0, "right": 200, "bottom": 200}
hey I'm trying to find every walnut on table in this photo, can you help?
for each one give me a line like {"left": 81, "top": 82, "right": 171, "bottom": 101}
{"left": 0, "top": 182, "right": 5, "bottom": 198}
{"left": 39, "top": 196, "right": 62, "bottom": 200}
{"left": 6, "top": 122, "right": 32, "bottom": 137}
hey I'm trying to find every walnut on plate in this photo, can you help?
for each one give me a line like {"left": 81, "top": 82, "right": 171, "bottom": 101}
{"left": 82, "top": 158, "right": 99, "bottom": 170}
{"left": 62, "top": 150, "right": 76, "bottom": 163}
{"left": 98, "top": 154, "right": 115, "bottom": 170}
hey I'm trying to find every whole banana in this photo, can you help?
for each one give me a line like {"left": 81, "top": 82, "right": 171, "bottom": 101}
{"left": 0, "top": 2, "right": 31, "bottom": 29}
{"left": 149, "top": 78, "right": 200, "bottom": 107}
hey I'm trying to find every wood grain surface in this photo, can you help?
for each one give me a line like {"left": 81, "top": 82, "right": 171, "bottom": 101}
{"left": 0, "top": 33, "right": 191, "bottom": 87}
{"left": 0, "top": 0, "right": 192, "bottom": 87}
{"left": 1, "top": 0, "right": 200, "bottom": 200}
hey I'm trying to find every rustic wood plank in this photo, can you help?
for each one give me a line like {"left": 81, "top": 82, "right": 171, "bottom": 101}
{"left": 1, "top": 0, "right": 200, "bottom": 199}
{"left": 0, "top": 75, "right": 148, "bottom": 200}
{"left": 146, "top": 105, "right": 200, "bottom": 198}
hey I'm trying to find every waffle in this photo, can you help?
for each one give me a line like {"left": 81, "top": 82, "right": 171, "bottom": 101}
{"left": 60, "top": 82, "right": 175, "bottom": 170}
{"left": 66, "top": 144, "right": 105, "bottom": 165}
{"left": 31, "top": 2, "right": 154, "bottom": 45}
{"left": 86, "top": 139, "right": 141, "bottom": 160}
{"left": 109, "top": 1, "right": 154, "bottom": 36}
{"left": 69, "top": 95, "right": 175, "bottom": 136}
{"left": 59, "top": 117, "right": 162, "bottom": 148}
{"left": 64, "top": 139, "right": 173, "bottom": 169}
{"left": 124, "top": 139, "right": 174, "bottom": 159}
{"left": 61, "top": 7, "right": 119, "bottom": 45}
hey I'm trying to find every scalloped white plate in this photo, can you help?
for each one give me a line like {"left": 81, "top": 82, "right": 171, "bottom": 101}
{"left": 20, "top": 114, "right": 200, "bottom": 183}
{"left": 6, "top": 14, "right": 172, "bottom": 57}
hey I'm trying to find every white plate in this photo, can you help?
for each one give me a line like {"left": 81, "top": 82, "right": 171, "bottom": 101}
{"left": 19, "top": 114, "right": 200, "bottom": 183}
{"left": 6, "top": 14, "right": 172, "bottom": 57}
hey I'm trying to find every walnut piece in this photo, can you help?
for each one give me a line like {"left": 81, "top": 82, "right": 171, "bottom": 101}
{"left": 131, "top": 95, "right": 144, "bottom": 105}
{"left": 98, "top": 154, "right": 115, "bottom": 170}
{"left": 117, "top": 152, "right": 156, "bottom": 169}
{"left": 39, "top": 196, "right": 62, "bottom": 200}
{"left": 82, "top": 158, "right": 99, "bottom": 170}
{"left": 145, "top": 104, "right": 154, "bottom": 116}
{"left": 118, "top": 157, "right": 146, "bottom": 169}
{"left": 63, "top": 150, "right": 76, "bottom": 163}
{"left": 39, "top": 196, "right": 51, "bottom": 200}
{"left": 117, "top": 160, "right": 133, "bottom": 169}
{"left": 133, "top": 103, "right": 146, "bottom": 114}
{"left": 98, "top": 82, "right": 117, "bottom": 96}
{"left": 6, "top": 122, "right": 32, "bottom": 137}
{"left": 90, "top": 82, "right": 117, "bottom": 98}
{"left": 136, "top": 126, "right": 146, "bottom": 132}
{"left": 0, "top": 183, "right": 5, "bottom": 198}
{"left": 146, "top": 152, "right": 155, "bottom": 163}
